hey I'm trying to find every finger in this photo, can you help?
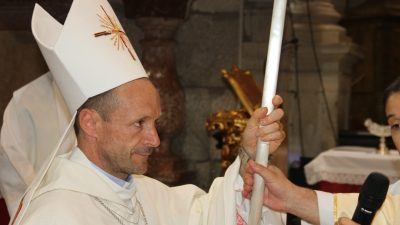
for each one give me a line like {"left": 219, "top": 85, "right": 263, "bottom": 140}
{"left": 257, "top": 116, "right": 285, "bottom": 143}
{"left": 248, "top": 97, "right": 283, "bottom": 127}
{"left": 242, "top": 190, "right": 250, "bottom": 198}
{"left": 242, "top": 182, "right": 253, "bottom": 197}
{"left": 245, "top": 160, "right": 256, "bottom": 174}
{"left": 242, "top": 171, "right": 255, "bottom": 198}
{"left": 257, "top": 121, "right": 282, "bottom": 135}
{"left": 249, "top": 160, "right": 268, "bottom": 175}
{"left": 250, "top": 162, "right": 283, "bottom": 184}
{"left": 259, "top": 108, "right": 284, "bottom": 126}
{"left": 243, "top": 170, "right": 254, "bottom": 184}
{"left": 242, "top": 188, "right": 252, "bottom": 199}
{"left": 337, "top": 217, "right": 357, "bottom": 225}
{"left": 247, "top": 107, "right": 268, "bottom": 128}
{"left": 272, "top": 95, "right": 283, "bottom": 108}
{"left": 245, "top": 160, "right": 253, "bottom": 171}
{"left": 257, "top": 129, "right": 285, "bottom": 142}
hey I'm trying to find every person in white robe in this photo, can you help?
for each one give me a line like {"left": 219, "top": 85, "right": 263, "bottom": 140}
{"left": 10, "top": 0, "right": 288, "bottom": 224}
{"left": 243, "top": 76, "right": 400, "bottom": 225}
{"left": 0, "top": 72, "right": 75, "bottom": 216}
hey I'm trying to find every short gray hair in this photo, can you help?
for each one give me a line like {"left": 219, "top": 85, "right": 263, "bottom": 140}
{"left": 74, "top": 89, "right": 120, "bottom": 135}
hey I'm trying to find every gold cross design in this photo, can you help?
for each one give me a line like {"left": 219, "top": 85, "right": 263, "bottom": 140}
{"left": 94, "top": 5, "right": 136, "bottom": 60}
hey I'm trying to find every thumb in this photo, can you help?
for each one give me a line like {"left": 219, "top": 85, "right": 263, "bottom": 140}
{"left": 248, "top": 161, "right": 270, "bottom": 178}
{"left": 337, "top": 217, "right": 358, "bottom": 225}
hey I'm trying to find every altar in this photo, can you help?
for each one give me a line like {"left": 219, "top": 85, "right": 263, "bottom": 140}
{"left": 304, "top": 146, "right": 400, "bottom": 193}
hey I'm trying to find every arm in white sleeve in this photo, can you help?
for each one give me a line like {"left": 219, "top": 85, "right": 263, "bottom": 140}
{"left": 0, "top": 99, "right": 36, "bottom": 215}
{"left": 316, "top": 190, "right": 334, "bottom": 225}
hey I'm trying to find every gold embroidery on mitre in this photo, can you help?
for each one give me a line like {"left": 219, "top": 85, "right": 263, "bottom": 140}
{"left": 94, "top": 5, "right": 136, "bottom": 60}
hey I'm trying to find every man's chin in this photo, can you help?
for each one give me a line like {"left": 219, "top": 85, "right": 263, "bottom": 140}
{"left": 135, "top": 168, "right": 147, "bottom": 175}
{"left": 130, "top": 163, "right": 148, "bottom": 175}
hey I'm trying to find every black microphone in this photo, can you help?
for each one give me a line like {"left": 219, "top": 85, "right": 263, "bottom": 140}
{"left": 352, "top": 172, "right": 389, "bottom": 225}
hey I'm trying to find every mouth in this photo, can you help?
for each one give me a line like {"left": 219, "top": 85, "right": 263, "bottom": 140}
{"left": 132, "top": 148, "right": 154, "bottom": 156}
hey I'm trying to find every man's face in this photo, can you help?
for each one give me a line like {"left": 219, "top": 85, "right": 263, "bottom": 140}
{"left": 96, "top": 79, "right": 161, "bottom": 178}
{"left": 386, "top": 92, "right": 400, "bottom": 151}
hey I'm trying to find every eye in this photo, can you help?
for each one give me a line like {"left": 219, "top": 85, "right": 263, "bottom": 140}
{"left": 391, "top": 123, "right": 400, "bottom": 131}
{"left": 155, "top": 119, "right": 161, "bottom": 127}
{"left": 134, "top": 119, "right": 145, "bottom": 128}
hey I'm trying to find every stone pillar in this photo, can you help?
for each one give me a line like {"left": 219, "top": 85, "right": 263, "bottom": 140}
{"left": 279, "top": 0, "right": 361, "bottom": 157}
{"left": 123, "top": 0, "right": 192, "bottom": 185}
{"left": 135, "top": 18, "right": 187, "bottom": 185}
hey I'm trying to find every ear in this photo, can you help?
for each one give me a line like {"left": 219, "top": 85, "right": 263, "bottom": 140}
{"left": 78, "top": 108, "right": 102, "bottom": 138}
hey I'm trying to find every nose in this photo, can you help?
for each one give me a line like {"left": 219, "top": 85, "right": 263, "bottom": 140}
{"left": 145, "top": 126, "right": 160, "bottom": 148}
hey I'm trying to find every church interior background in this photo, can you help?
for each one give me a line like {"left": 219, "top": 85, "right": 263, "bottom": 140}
{"left": 1, "top": 1, "right": 399, "bottom": 220}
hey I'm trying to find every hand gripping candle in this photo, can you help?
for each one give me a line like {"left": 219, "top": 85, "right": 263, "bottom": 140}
{"left": 248, "top": 0, "right": 287, "bottom": 224}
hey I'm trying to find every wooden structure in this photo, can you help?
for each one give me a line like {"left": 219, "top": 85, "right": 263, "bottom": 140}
{"left": 206, "top": 66, "right": 288, "bottom": 175}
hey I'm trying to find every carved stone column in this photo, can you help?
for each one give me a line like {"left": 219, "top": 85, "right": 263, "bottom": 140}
{"left": 135, "top": 18, "right": 187, "bottom": 184}
{"left": 123, "top": 0, "right": 190, "bottom": 185}
{"left": 279, "top": 0, "right": 362, "bottom": 157}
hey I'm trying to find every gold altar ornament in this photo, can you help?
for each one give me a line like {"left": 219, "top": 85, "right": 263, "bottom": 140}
{"left": 364, "top": 118, "right": 391, "bottom": 155}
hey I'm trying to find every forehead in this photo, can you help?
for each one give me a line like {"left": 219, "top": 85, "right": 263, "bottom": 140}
{"left": 114, "top": 79, "right": 161, "bottom": 117}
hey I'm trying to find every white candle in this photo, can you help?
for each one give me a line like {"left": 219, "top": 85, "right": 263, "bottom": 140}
{"left": 248, "top": 0, "right": 287, "bottom": 224}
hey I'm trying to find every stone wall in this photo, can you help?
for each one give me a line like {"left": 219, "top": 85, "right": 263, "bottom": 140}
{"left": 170, "top": 0, "right": 361, "bottom": 188}
{"left": 0, "top": 31, "right": 48, "bottom": 125}
{"left": 174, "top": 0, "right": 241, "bottom": 189}
{"left": 0, "top": 0, "right": 364, "bottom": 189}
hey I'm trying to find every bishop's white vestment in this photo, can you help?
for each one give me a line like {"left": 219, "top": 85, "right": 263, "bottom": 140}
{"left": 0, "top": 72, "right": 75, "bottom": 216}
{"left": 20, "top": 148, "right": 286, "bottom": 225}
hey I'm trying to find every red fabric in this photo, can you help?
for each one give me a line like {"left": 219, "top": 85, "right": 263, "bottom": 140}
{"left": 316, "top": 181, "right": 361, "bottom": 193}
{"left": 0, "top": 198, "right": 10, "bottom": 225}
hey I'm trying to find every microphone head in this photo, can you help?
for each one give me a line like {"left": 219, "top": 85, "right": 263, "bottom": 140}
{"left": 358, "top": 172, "right": 389, "bottom": 211}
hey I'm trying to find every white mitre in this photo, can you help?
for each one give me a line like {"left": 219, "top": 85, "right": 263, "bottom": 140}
{"left": 32, "top": 0, "right": 147, "bottom": 113}
{"left": 10, "top": 0, "right": 147, "bottom": 224}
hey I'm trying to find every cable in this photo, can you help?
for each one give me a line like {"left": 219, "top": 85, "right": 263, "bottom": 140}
{"left": 287, "top": 0, "right": 305, "bottom": 156}
{"left": 238, "top": 0, "right": 244, "bottom": 68}
{"left": 305, "top": 0, "right": 338, "bottom": 145}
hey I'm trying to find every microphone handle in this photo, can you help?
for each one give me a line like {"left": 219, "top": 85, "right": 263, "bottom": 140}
{"left": 352, "top": 204, "right": 376, "bottom": 225}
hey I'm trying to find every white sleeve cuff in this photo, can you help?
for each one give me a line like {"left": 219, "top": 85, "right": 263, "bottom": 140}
{"left": 316, "top": 190, "right": 334, "bottom": 225}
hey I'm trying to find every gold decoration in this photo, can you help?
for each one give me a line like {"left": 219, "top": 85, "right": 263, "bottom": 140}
{"left": 206, "top": 109, "right": 249, "bottom": 146}
{"left": 94, "top": 5, "right": 136, "bottom": 60}
{"left": 364, "top": 118, "right": 391, "bottom": 154}
{"left": 208, "top": 66, "right": 288, "bottom": 175}
{"left": 221, "top": 65, "right": 262, "bottom": 115}
{"left": 206, "top": 109, "right": 250, "bottom": 172}
{"left": 206, "top": 66, "right": 263, "bottom": 173}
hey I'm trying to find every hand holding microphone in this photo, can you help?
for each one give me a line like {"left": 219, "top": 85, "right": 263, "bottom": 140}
{"left": 336, "top": 217, "right": 359, "bottom": 225}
